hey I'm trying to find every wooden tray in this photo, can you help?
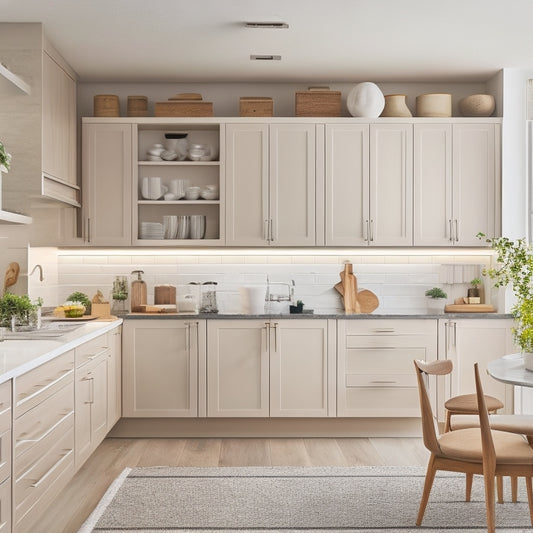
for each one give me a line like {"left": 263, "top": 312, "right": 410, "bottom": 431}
{"left": 445, "top": 304, "right": 496, "bottom": 313}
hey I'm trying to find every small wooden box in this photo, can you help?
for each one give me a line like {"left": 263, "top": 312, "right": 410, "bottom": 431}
{"left": 239, "top": 97, "right": 273, "bottom": 117}
{"left": 295, "top": 90, "right": 341, "bottom": 117}
{"left": 155, "top": 101, "right": 214, "bottom": 117}
{"left": 91, "top": 303, "right": 111, "bottom": 318}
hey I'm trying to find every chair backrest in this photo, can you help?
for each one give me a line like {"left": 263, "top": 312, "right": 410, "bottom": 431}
{"left": 414, "top": 359, "right": 451, "bottom": 455}
{"left": 474, "top": 362, "right": 497, "bottom": 474}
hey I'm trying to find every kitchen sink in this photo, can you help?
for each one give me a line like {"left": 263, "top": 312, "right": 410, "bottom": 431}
{"left": 3, "top": 321, "right": 84, "bottom": 340}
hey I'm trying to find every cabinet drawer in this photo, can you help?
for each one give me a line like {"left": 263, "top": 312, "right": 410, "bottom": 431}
{"left": 0, "top": 382, "right": 11, "bottom": 435}
{"left": 344, "top": 347, "right": 428, "bottom": 373}
{"left": 75, "top": 333, "right": 109, "bottom": 368}
{"left": 342, "top": 319, "right": 436, "bottom": 336}
{"left": 0, "top": 476, "right": 11, "bottom": 533}
{"left": 343, "top": 387, "right": 420, "bottom": 417}
{"left": 0, "top": 429, "right": 11, "bottom": 485}
{"left": 15, "top": 351, "right": 74, "bottom": 418}
{"left": 15, "top": 381, "right": 74, "bottom": 459}
{"left": 346, "top": 373, "right": 416, "bottom": 388}
{"left": 14, "top": 425, "right": 74, "bottom": 532}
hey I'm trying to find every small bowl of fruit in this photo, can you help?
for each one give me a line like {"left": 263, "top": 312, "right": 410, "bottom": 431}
{"left": 56, "top": 301, "right": 86, "bottom": 318}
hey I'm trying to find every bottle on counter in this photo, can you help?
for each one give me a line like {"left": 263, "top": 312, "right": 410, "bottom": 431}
{"left": 130, "top": 270, "right": 147, "bottom": 312}
{"left": 111, "top": 275, "right": 129, "bottom": 315}
{"left": 200, "top": 281, "right": 218, "bottom": 313}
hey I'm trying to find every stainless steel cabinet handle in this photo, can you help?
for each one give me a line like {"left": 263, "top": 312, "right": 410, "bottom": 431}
{"left": 448, "top": 220, "right": 453, "bottom": 242}
{"left": 263, "top": 323, "right": 269, "bottom": 352}
{"left": 370, "top": 219, "right": 374, "bottom": 242}
{"left": 454, "top": 219, "right": 459, "bottom": 243}
{"left": 373, "top": 328, "right": 395, "bottom": 333}
{"left": 364, "top": 220, "right": 369, "bottom": 242}
{"left": 272, "top": 322, "right": 278, "bottom": 352}
{"left": 370, "top": 380, "right": 397, "bottom": 384}
{"left": 264, "top": 220, "right": 269, "bottom": 242}
{"left": 269, "top": 219, "right": 274, "bottom": 242}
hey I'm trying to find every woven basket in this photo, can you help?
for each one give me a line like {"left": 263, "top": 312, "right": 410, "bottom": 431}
{"left": 94, "top": 94, "right": 119, "bottom": 117}
{"left": 127, "top": 95, "right": 148, "bottom": 117}
{"left": 155, "top": 101, "right": 214, "bottom": 117}
{"left": 239, "top": 97, "right": 273, "bottom": 117}
{"left": 295, "top": 91, "right": 341, "bottom": 117}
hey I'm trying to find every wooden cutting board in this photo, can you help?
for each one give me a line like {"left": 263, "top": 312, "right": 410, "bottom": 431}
{"left": 336, "top": 264, "right": 379, "bottom": 314}
{"left": 3, "top": 262, "right": 20, "bottom": 294}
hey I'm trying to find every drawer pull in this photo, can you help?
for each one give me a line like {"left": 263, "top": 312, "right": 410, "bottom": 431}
{"left": 16, "top": 410, "right": 73, "bottom": 445}
{"left": 370, "top": 380, "right": 397, "bottom": 384}
{"left": 18, "top": 368, "right": 73, "bottom": 405}
{"left": 372, "top": 328, "right": 395, "bottom": 333}
{"left": 29, "top": 448, "right": 73, "bottom": 488}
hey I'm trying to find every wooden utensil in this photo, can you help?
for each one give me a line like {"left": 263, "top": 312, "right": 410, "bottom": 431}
{"left": 335, "top": 264, "right": 380, "bottom": 314}
{"left": 341, "top": 263, "right": 360, "bottom": 314}
{"left": 3, "top": 262, "right": 20, "bottom": 294}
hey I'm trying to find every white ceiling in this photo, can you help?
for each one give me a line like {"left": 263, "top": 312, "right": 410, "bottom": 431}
{"left": 2, "top": 0, "right": 533, "bottom": 83}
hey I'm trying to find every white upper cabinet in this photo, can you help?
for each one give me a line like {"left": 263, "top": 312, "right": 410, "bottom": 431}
{"left": 326, "top": 123, "right": 413, "bottom": 246}
{"left": 82, "top": 122, "right": 133, "bottom": 246}
{"left": 414, "top": 122, "right": 500, "bottom": 246}
{"left": 226, "top": 123, "right": 317, "bottom": 246}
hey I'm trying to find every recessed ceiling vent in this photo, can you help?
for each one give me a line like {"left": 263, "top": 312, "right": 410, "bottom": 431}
{"left": 245, "top": 22, "right": 289, "bottom": 29}
{"left": 250, "top": 55, "right": 282, "bottom": 61}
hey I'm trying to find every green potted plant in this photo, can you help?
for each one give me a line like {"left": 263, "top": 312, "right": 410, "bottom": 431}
{"left": 478, "top": 232, "right": 533, "bottom": 368}
{"left": 468, "top": 278, "right": 482, "bottom": 298}
{"left": 0, "top": 293, "right": 38, "bottom": 329}
{"left": 425, "top": 287, "right": 447, "bottom": 314}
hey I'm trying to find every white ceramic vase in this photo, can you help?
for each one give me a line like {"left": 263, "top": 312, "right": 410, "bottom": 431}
{"left": 347, "top": 82, "right": 385, "bottom": 117}
{"left": 523, "top": 352, "right": 533, "bottom": 371}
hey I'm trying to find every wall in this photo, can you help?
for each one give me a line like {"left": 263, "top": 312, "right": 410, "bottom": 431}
{"left": 28, "top": 247, "right": 496, "bottom": 315}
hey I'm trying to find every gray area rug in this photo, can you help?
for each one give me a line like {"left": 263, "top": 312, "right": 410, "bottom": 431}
{"left": 78, "top": 466, "right": 533, "bottom": 532}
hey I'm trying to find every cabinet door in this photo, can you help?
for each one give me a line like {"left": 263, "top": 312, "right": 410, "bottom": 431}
{"left": 207, "top": 320, "right": 269, "bottom": 417}
{"left": 42, "top": 51, "right": 77, "bottom": 187}
{"left": 82, "top": 123, "right": 132, "bottom": 245}
{"left": 75, "top": 354, "right": 107, "bottom": 467}
{"left": 269, "top": 124, "right": 316, "bottom": 246}
{"left": 225, "top": 124, "right": 269, "bottom": 246}
{"left": 122, "top": 320, "right": 200, "bottom": 417}
{"left": 270, "top": 319, "right": 334, "bottom": 417}
{"left": 438, "top": 319, "right": 514, "bottom": 421}
{"left": 369, "top": 124, "right": 413, "bottom": 246}
{"left": 325, "top": 124, "right": 369, "bottom": 246}
{"left": 413, "top": 124, "right": 453, "bottom": 246}
{"left": 452, "top": 124, "right": 498, "bottom": 246}
{"left": 107, "top": 325, "right": 122, "bottom": 431}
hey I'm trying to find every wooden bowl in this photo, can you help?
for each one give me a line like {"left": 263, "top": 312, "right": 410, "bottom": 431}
{"left": 459, "top": 94, "right": 495, "bottom": 117}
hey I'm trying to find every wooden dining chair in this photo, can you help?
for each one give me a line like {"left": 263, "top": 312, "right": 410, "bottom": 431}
{"left": 414, "top": 359, "right": 533, "bottom": 533}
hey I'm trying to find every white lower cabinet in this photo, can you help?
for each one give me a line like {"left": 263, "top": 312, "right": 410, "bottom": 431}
{"left": 207, "top": 319, "right": 335, "bottom": 417}
{"left": 337, "top": 319, "right": 438, "bottom": 417}
{"left": 107, "top": 325, "right": 122, "bottom": 430}
{"left": 123, "top": 320, "right": 206, "bottom": 417}
{"left": 437, "top": 318, "right": 515, "bottom": 421}
{"left": 0, "top": 382, "right": 10, "bottom": 533}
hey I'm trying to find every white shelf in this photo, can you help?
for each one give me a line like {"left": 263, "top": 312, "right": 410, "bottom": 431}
{"left": 0, "top": 209, "right": 32, "bottom": 224}
{"left": 0, "top": 62, "right": 30, "bottom": 95}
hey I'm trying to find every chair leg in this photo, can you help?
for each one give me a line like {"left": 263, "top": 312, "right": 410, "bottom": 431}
{"left": 512, "top": 476, "right": 518, "bottom": 503}
{"left": 417, "top": 455, "right": 437, "bottom": 526}
{"left": 444, "top": 411, "right": 451, "bottom": 433}
{"left": 497, "top": 475, "right": 504, "bottom": 504}
{"left": 466, "top": 473, "right": 473, "bottom": 502}
{"left": 526, "top": 477, "right": 533, "bottom": 527}
{"left": 483, "top": 468, "right": 496, "bottom": 533}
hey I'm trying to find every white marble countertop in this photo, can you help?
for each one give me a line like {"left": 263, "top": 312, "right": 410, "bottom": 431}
{"left": 0, "top": 318, "right": 122, "bottom": 384}
{"left": 487, "top": 352, "right": 533, "bottom": 388}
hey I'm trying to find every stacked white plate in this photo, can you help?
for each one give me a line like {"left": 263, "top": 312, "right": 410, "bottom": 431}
{"left": 140, "top": 222, "right": 164, "bottom": 239}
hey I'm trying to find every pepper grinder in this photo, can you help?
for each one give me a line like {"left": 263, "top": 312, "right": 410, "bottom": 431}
{"left": 130, "top": 270, "right": 147, "bottom": 312}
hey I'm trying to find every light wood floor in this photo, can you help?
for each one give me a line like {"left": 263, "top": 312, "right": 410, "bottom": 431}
{"left": 38, "top": 436, "right": 429, "bottom": 533}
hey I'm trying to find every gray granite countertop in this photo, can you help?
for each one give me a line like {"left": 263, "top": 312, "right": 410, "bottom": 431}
{"left": 124, "top": 312, "right": 512, "bottom": 320}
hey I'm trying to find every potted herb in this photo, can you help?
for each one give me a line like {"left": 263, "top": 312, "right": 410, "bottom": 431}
{"left": 290, "top": 300, "right": 304, "bottom": 314}
{"left": 425, "top": 287, "right": 447, "bottom": 314}
{"left": 468, "top": 278, "right": 482, "bottom": 298}
{"left": 0, "top": 293, "right": 38, "bottom": 329}
{"left": 478, "top": 233, "right": 533, "bottom": 368}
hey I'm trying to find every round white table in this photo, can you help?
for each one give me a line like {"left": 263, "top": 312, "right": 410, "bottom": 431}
{"left": 487, "top": 352, "right": 533, "bottom": 387}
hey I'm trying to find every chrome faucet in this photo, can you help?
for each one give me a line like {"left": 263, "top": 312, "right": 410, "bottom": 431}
{"left": 29, "top": 264, "right": 44, "bottom": 282}
{"left": 266, "top": 277, "right": 295, "bottom": 304}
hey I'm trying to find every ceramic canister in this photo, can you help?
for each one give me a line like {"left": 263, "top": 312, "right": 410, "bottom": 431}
{"left": 416, "top": 93, "right": 452, "bottom": 117}
{"left": 381, "top": 94, "right": 412, "bottom": 117}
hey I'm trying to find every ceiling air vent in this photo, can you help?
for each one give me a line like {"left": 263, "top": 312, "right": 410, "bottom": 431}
{"left": 245, "top": 22, "right": 289, "bottom": 29}
{"left": 250, "top": 55, "right": 282, "bottom": 61}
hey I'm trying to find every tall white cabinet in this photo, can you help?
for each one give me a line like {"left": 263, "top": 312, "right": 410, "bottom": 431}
{"left": 414, "top": 122, "right": 500, "bottom": 246}
{"left": 325, "top": 123, "right": 413, "bottom": 246}
{"left": 225, "top": 123, "right": 318, "bottom": 246}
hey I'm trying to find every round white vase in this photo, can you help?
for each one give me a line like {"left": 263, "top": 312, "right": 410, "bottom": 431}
{"left": 347, "top": 82, "right": 385, "bottom": 117}
{"left": 523, "top": 352, "right": 533, "bottom": 371}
